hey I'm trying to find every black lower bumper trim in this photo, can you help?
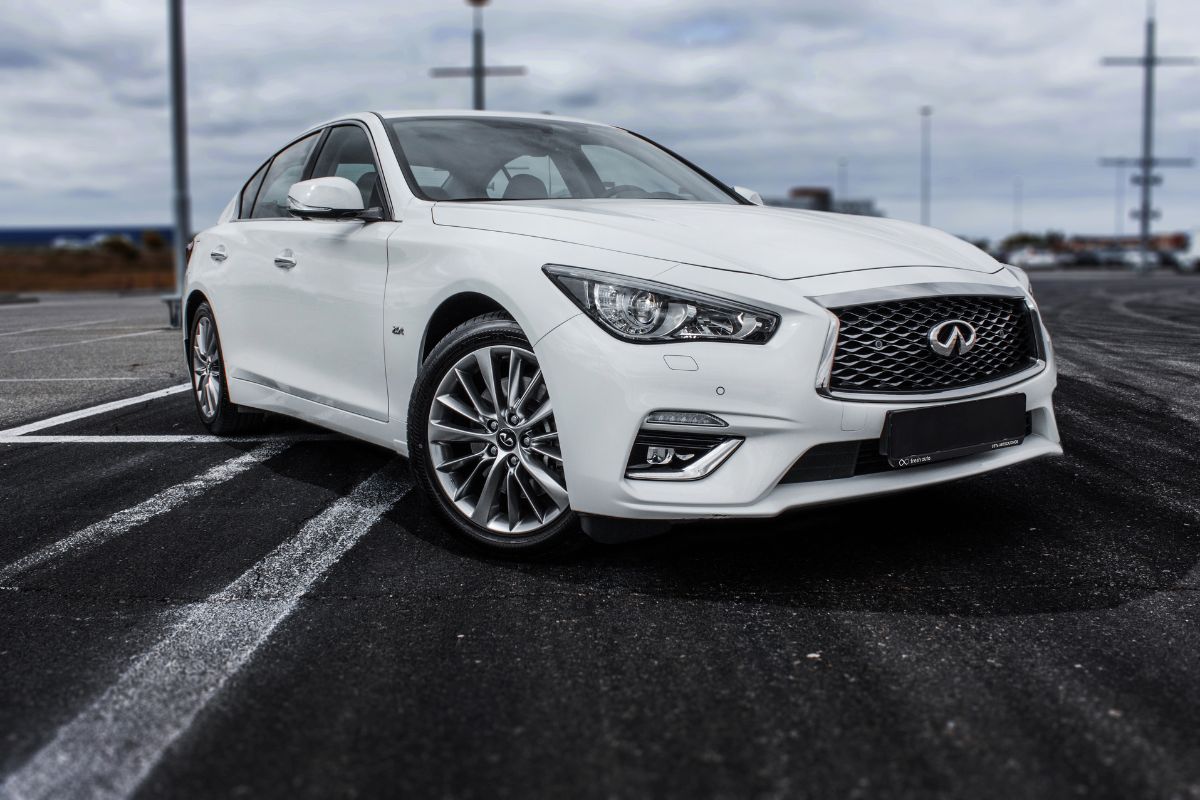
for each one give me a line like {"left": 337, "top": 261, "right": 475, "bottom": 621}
{"left": 780, "top": 412, "right": 1033, "bottom": 485}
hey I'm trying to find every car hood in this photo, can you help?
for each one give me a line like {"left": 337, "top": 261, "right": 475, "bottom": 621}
{"left": 431, "top": 199, "right": 1002, "bottom": 279}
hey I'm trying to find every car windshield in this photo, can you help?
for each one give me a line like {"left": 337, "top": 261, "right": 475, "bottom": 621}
{"left": 385, "top": 116, "right": 738, "bottom": 204}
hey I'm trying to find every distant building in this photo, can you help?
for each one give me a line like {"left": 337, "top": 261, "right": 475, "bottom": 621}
{"left": 0, "top": 226, "right": 173, "bottom": 249}
{"left": 1066, "top": 232, "right": 1188, "bottom": 253}
{"left": 764, "top": 186, "right": 884, "bottom": 217}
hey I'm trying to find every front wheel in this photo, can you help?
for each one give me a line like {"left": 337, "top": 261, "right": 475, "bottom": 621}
{"left": 408, "top": 313, "right": 582, "bottom": 555}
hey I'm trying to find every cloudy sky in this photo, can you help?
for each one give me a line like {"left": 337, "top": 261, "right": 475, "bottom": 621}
{"left": 1, "top": 0, "right": 1197, "bottom": 241}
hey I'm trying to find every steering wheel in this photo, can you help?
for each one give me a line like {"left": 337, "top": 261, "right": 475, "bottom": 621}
{"left": 603, "top": 184, "right": 652, "bottom": 199}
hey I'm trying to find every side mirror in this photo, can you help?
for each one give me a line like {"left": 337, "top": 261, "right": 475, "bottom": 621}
{"left": 733, "top": 186, "right": 764, "bottom": 206}
{"left": 287, "top": 177, "right": 380, "bottom": 221}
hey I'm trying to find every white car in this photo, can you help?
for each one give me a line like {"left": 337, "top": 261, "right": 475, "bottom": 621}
{"left": 186, "top": 110, "right": 1061, "bottom": 553}
{"left": 1007, "top": 247, "right": 1060, "bottom": 271}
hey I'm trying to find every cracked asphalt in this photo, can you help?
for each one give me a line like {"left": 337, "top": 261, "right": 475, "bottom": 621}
{"left": 0, "top": 274, "right": 1198, "bottom": 799}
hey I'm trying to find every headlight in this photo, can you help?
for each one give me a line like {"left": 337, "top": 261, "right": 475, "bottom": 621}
{"left": 543, "top": 265, "right": 778, "bottom": 344}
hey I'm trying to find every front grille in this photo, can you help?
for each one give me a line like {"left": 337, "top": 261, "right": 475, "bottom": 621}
{"left": 828, "top": 295, "right": 1038, "bottom": 394}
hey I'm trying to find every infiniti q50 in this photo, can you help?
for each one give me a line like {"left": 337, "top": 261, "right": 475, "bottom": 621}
{"left": 184, "top": 111, "right": 1061, "bottom": 553}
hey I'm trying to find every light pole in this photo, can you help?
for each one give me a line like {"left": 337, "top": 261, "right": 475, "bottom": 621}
{"left": 1114, "top": 164, "right": 1125, "bottom": 236}
{"left": 919, "top": 106, "right": 932, "bottom": 226}
{"left": 1100, "top": 8, "right": 1195, "bottom": 270}
{"left": 1012, "top": 177, "right": 1023, "bottom": 235}
{"left": 470, "top": 0, "right": 485, "bottom": 110}
{"left": 430, "top": 0, "right": 526, "bottom": 110}
{"left": 166, "top": 0, "right": 190, "bottom": 328}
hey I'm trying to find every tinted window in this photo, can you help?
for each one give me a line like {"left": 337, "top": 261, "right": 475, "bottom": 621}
{"left": 582, "top": 145, "right": 679, "bottom": 196}
{"left": 487, "top": 154, "right": 567, "bottom": 200}
{"left": 250, "top": 132, "right": 320, "bottom": 219}
{"left": 411, "top": 165, "right": 454, "bottom": 199}
{"left": 238, "top": 161, "right": 269, "bottom": 219}
{"left": 387, "top": 117, "right": 735, "bottom": 203}
{"left": 310, "top": 125, "right": 383, "bottom": 208}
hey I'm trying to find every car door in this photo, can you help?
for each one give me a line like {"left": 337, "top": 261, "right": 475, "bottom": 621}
{"left": 254, "top": 123, "right": 392, "bottom": 422}
{"left": 215, "top": 131, "right": 321, "bottom": 399}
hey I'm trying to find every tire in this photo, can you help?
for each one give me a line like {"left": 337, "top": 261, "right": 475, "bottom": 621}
{"left": 408, "top": 312, "right": 583, "bottom": 555}
{"left": 188, "top": 302, "right": 264, "bottom": 435}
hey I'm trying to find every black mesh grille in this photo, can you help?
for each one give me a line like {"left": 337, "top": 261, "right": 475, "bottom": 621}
{"left": 828, "top": 295, "right": 1038, "bottom": 394}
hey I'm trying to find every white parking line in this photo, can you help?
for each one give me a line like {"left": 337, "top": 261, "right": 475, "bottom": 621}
{"left": 0, "top": 318, "right": 120, "bottom": 338}
{"left": 0, "top": 383, "right": 190, "bottom": 436}
{"left": 8, "top": 329, "right": 161, "bottom": 354}
{"left": 0, "top": 442, "right": 289, "bottom": 585}
{"left": 0, "top": 467, "right": 407, "bottom": 800}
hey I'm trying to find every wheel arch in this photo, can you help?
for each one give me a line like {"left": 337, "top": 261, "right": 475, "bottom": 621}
{"left": 420, "top": 291, "right": 510, "bottom": 363}
{"left": 184, "top": 289, "right": 210, "bottom": 335}
{"left": 183, "top": 289, "right": 211, "bottom": 367}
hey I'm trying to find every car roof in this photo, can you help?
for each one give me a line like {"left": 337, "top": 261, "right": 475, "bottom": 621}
{"left": 377, "top": 109, "right": 609, "bottom": 126}
{"left": 308, "top": 109, "right": 612, "bottom": 133}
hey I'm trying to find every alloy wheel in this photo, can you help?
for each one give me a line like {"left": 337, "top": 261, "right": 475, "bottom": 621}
{"left": 426, "top": 345, "right": 568, "bottom": 535}
{"left": 192, "top": 316, "right": 222, "bottom": 420}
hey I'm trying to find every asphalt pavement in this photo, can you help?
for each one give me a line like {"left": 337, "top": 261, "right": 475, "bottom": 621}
{"left": 1, "top": 275, "right": 1198, "bottom": 799}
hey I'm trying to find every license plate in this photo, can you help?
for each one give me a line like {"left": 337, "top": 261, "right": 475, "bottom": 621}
{"left": 881, "top": 394, "right": 1026, "bottom": 468}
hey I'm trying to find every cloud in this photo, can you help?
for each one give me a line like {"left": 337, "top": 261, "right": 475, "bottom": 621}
{"left": 0, "top": 0, "right": 1196, "bottom": 240}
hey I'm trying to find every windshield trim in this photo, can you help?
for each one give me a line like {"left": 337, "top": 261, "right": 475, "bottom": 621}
{"left": 377, "top": 114, "right": 749, "bottom": 206}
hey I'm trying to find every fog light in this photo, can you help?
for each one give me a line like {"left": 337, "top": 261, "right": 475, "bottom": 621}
{"left": 646, "top": 446, "right": 675, "bottom": 465}
{"left": 626, "top": 430, "right": 742, "bottom": 481}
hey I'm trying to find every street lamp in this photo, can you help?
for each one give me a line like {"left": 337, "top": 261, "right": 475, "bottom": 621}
{"left": 919, "top": 106, "right": 932, "bottom": 227}
{"left": 166, "top": 0, "right": 190, "bottom": 328}
{"left": 430, "top": 0, "right": 526, "bottom": 111}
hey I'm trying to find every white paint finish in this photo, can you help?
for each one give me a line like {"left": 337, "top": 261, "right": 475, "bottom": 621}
{"left": 663, "top": 355, "right": 698, "bottom": 371}
{"left": 0, "top": 318, "right": 119, "bottom": 337}
{"left": 208, "top": 217, "right": 390, "bottom": 421}
{"left": 0, "top": 434, "right": 339, "bottom": 444}
{"left": 431, "top": 200, "right": 1000, "bottom": 279}
{"left": 0, "top": 468, "right": 408, "bottom": 800}
{"left": 7, "top": 329, "right": 160, "bottom": 354}
{"left": 0, "top": 442, "right": 288, "bottom": 585}
{"left": 841, "top": 403, "right": 868, "bottom": 432}
{"left": 0, "top": 383, "right": 189, "bottom": 436}
{"left": 185, "top": 110, "right": 1059, "bottom": 525}
{"left": 287, "top": 176, "right": 365, "bottom": 212}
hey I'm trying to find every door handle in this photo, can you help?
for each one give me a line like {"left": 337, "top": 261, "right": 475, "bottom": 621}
{"left": 210, "top": 245, "right": 227, "bottom": 262}
{"left": 274, "top": 249, "right": 297, "bottom": 269}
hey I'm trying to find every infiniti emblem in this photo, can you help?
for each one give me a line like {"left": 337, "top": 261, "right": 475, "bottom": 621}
{"left": 928, "top": 319, "right": 977, "bottom": 356}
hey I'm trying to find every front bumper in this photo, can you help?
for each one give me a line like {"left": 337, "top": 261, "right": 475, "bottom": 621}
{"left": 534, "top": 265, "right": 1062, "bottom": 521}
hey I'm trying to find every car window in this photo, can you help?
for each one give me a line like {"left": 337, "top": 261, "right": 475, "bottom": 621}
{"left": 411, "top": 166, "right": 451, "bottom": 197}
{"left": 486, "top": 155, "right": 568, "bottom": 200}
{"left": 238, "top": 161, "right": 269, "bottom": 219}
{"left": 581, "top": 145, "right": 680, "bottom": 197}
{"left": 386, "top": 116, "right": 737, "bottom": 203}
{"left": 310, "top": 125, "right": 383, "bottom": 209}
{"left": 250, "top": 132, "right": 320, "bottom": 219}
